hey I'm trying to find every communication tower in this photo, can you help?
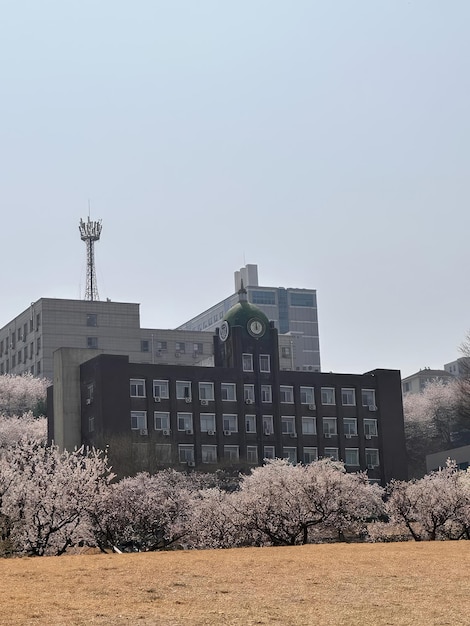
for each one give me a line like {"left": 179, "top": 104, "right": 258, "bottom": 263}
{"left": 79, "top": 216, "right": 102, "bottom": 301}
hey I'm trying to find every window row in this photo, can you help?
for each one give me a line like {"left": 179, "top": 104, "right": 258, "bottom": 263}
{"left": 0, "top": 315, "right": 41, "bottom": 355}
{"left": 131, "top": 379, "right": 377, "bottom": 409}
{"left": 130, "top": 412, "right": 378, "bottom": 438}
{"left": 140, "top": 340, "right": 205, "bottom": 355}
{"left": 0, "top": 359, "right": 41, "bottom": 375}
{"left": 153, "top": 443, "right": 379, "bottom": 467}
{"left": 242, "top": 353, "right": 271, "bottom": 372}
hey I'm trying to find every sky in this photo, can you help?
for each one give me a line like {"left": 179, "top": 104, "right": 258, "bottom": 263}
{"left": 1, "top": 1, "right": 469, "bottom": 378}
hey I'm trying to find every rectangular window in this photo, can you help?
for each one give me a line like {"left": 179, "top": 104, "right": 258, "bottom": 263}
{"left": 242, "top": 354, "right": 253, "bottom": 371}
{"left": 300, "top": 386, "right": 315, "bottom": 405}
{"left": 176, "top": 381, "right": 192, "bottom": 400}
{"left": 156, "top": 341, "right": 167, "bottom": 352}
{"left": 153, "top": 380, "right": 169, "bottom": 399}
{"left": 281, "top": 346, "right": 291, "bottom": 358}
{"left": 36, "top": 360, "right": 41, "bottom": 374}
{"left": 154, "top": 412, "right": 170, "bottom": 431}
{"left": 155, "top": 444, "right": 172, "bottom": 464}
{"left": 280, "top": 385, "right": 294, "bottom": 403}
{"left": 281, "top": 416, "right": 296, "bottom": 435}
{"left": 86, "top": 313, "right": 98, "bottom": 327}
{"left": 365, "top": 448, "right": 380, "bottom": 468}
{"left": 131, "top": 411, "right": 147, "bottom": 430}
{"left": 243, "top": 384, "right": 255, "bottom": 403}
{"left": 324, "top": 447, "right": 338, "bottom": 460}
{"left": 179, "top": 444, "right": 194, "bottom": 463}
{"left": 341, "top": 388, "right": 356, "bottom": 406}
{"left": 323, "top": 417, "right": 337, "bottom": 436}
{"left": 201, "top": 445, "right": 217, "bottom": 463}
{"left": 283, "top": 447, "right": 297, "bottom": 464}
{"left": 87, "top": 336, "right": 98, "bottom": 349}
{"left": 130, "top": 379, "right": 146, "bottom": 397}
{"left": 264, "top": 446, "right": 275, "bottom": 460}
{"left": 290, "top": 293, "right": 314, "bottom": 307}
{"left": 87, "top": 383, "right": 94, "bottom": 404}
{"left": 345, "top": 448, "right": 360, "bottom": 466}
{"left": 221, "top": 383, "right": 237, "bottom": 401}
{"left": 259, "top": 354, "right": 271, "bottom": 372}
{"left": 252, "top": 290, "right": 276, "bottom": 305}
{"left": 247, "top": 446, "right": 258, "bottom": 463}
{"left": 301, "top": 417, "right": 316, "bottom": 435}
{"left": 175, "top": 341, "right": 186, "bottom": 353}
{"left": 11, "top": 354, "right": 16, "bottom": 368}
{"left": 23, "top": 323, "right": 27, "bottom": 340}
{"left": 303, "top": 447, "right": 318, "bottom": 464}
{"left": 245, "top": 414, "right": 256, "bottom": 433}
{"left": 362, "top": 389, "right": 376, "bottom": 407}
{"left": 200, "top": 413, "right": 216, "bottom": 432}
{"left": 344, "top": 418, "right": 358, "bottom": 436}
{"left": 141, "top": 340, "right": 150, "bottom": 352}
{"left": 199, "top": 382, "right": 215, "bottom": 401}
{"left": 193, "top": 343, "right": 203, "bottom": 355}
{"left": 224, "top": 445, "right": 239, "bottom": 461}
{"left": 88, "top": 416, "right": 95, "bottom": 433}
{"left": 177, "top": 412, "right": 193, "bottom": 431}
{"left": 36, "top": 337, "right": 41, "bottom": 354}
{"left": 321, "top": 387, "right": 335, "bottom": 405}
{"left": 263, "top": 415, "right": 274, "bottom": 435}
{"left": 223, "top": 414, "right": 238, "bottom": 433}
{"left": 261, "top": 385, "right": 272, "bottom": 403}
{"left": 364, "top": 419, "right": 378, "bottom": 437}
{"left": 29, "top": 343, "right": 33, "bottom": 359}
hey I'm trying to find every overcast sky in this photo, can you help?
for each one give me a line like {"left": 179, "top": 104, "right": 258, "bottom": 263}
{"left": 1, "top": 1, "right": 469, "bottom": 378}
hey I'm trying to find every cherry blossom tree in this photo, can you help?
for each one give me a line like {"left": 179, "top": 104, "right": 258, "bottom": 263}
{"left": 0, "top": 373, "right": 49, "bottom": 417}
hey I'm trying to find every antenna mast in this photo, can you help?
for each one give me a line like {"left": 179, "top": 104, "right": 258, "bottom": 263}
{"left": 79, "top": 216, "right": 102, "bottom": 301}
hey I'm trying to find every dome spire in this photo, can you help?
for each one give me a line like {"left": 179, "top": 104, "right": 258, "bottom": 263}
{"left": 238, "top": 278, "right": 248, "bottom": 302}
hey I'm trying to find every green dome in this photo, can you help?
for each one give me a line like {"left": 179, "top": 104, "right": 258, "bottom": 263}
{"left": 223, "top": 299, "right": 270, "bottom": 329}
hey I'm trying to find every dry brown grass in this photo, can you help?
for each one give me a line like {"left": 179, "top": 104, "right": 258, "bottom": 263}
{"left": 0, "top": 542, "right": 469, "bottom": 625}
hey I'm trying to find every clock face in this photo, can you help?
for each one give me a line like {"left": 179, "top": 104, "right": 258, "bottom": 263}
{"left": 248, "top": 318, "right": 265, "bottom": 337}
{"left": 219, "top": 321, "right": 230, "bottom": 342}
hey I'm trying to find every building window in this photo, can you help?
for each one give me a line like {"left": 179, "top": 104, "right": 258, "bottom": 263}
{"left": 301, "top": 417, "right": 316, "bottom": 435}
{"left": 252, "top": 290, "right": 276, "bottom": 305}
{"left": 201, "top": 445, "right": 217, "bottom": 463}
{"left": 261, "top": 385, "right": 272, "bottom": 403}
{"left": 153, "top": 380, "right": 169, "bottom": 399}
{"left": 131, "top": 411, "right": 147, "bottom": 430}
{"left": 87, "top": 337, "right": 98, "bottom": 349}
{"left": 88, "top": 416, "right": 95, "bottom": 433}
{"left": 303, "top": 447, "right": 318, "bottom": 464}
{"left": 247, "top": 446, "right": 258, "bottom": 463}
{"left": 86, "top": 314, "right": 98, "bottom": 327}
{"left": 177, "top": 412, "right": 193, "bottom": 432}
{"left": 324, "top": 447, "right": 338, "bottom": 460}
{"left": 29, "top": 343, "right": 33, "bottom": 359}
{"left": 86, "top": 383, "right": 94, "bottom": 404}
{"left": 224, "top": 445, "right": 239, "bottom": 461}
{"left": 300, "top": 386, "right": 315, "bottom": 406}
{"left": 156, "top": 341, "right": 167, "bottom": 352}
{"left": 36, "top": 337, "right": 41, "bottom": 354}
{"left": 341, "top": 388, "right": 356, "bottom": 406}
{"left": 223, "top": 414, "right": 238, "bottom": 433}
{"left": 193, "top": 343, "right": 203, "bottom": 356}
{"left": 200, "top": 413, "right": 216, "bottom": 432}
{"left": 176, "top": 381, "right": 192, "bottom": 400}
{"left": 365, "top": 448, "right": 380, "bottom": 468}
{"left": 362, "top": 389, "right": 376, "bottom": 407}
{"left": 344, "top": 418, "right": 358, "bottom": 436}
{"left": 323, "top": 417, "right": 337, "bottom": 436}
{"left": 179, "top": 444, "right": 194, "bottom": 463}
{"left": 199, "top": 382, "right": 215, "bottom": 401}
{"left": 364, "top": 419, "right": 378, "bottom": 437}
{"left": 344, "top": 448, "right": 359, "bottom": 466}
{"left": 283, "top": 447, "right": 297, "bottom": 464}
{"left": 281, "top": 416, "right": 296, "bottom": 435}
{"left": 36, "top": 313, "right": 41, "bottom": 330}
{"left": 130, "top": 379, "right": 146, "bottom": 397}
{"left": 141, "top": 340, "right": 150, "bottom": 353}
{"left": 280, "top": 386, "right": 294, "bottom": 403}
{"left": 221, "top": 383, "right": 236, "bottom": 401}
{"left": 245, "top": 414, "right": 256, "bottom": 433}
{"left": 36, "top": 360, "right": 41, "bottom": 375}
{"left": 263, "top": 446, "right": 275, "bottom": 460}
{"left": 244, "top": 384, "right": 255, "bottom": 403}
{"left": 242, "top": 354, "right": 253, "bottom": 372}
{"left": 259, "top": 354, "right": 271, "bottom": 372}
{"left": 155, "top": 444, "right": 172, "bottom": 464}
{"left": 290, "top": 293, "right": 314, "bottom": 307}
{"left": 154, "top": 412, "right": 170, "bottom": 431}
{"left": 321, "top": 387, "right": 335, "bottom": 405}
{"left": 281, "top": 346, "right": 291, "bottom": 359}
{"left": 175, "top": 341, "right": 186, "bottom": 353}
{"left": 262, "top": 415, "right": 274, "bottom": 435}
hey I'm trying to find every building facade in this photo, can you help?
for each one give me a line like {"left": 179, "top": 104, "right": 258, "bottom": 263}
{"left": 49, "top": 290, "right": 407, "bottom": 483}
{"left": 401, "top": 367, "right": 455, "bottom": 395}
{"left": 177, "top": 264, "right": 321, "bottom": 372}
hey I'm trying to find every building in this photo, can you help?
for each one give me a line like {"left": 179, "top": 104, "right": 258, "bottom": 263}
{"left": 426, "top": 445, "right": 470, "bottom": 473}
{"left": 177, "top": 264, "right": 321, "bottom": 373}
{"left": 444, "top": 357, "right": 470, "bottom": 378}
{"left": 48, "top": 288, "right": 408, "bottom": 483}
{"left": 401, "top": 367, "right": 455, "bottom": 395}
{"left": 0, "top": 298, "right": 216, "bottom": 380}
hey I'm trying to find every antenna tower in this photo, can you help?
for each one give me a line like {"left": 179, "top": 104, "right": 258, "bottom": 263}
{"left": 79, "top": 216, "right": 102, "bottom": 301}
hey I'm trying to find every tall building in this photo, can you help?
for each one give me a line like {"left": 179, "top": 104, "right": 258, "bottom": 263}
{"left": 177, "top": 264, "right": 321, "bottom": 373}
{"left": 48, "top": 288, "right": 407, "bottom": 483}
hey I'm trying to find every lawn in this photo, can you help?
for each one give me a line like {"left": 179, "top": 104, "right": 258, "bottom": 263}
{"left": 1, "top": 542, "right": 468, "bottom": 625}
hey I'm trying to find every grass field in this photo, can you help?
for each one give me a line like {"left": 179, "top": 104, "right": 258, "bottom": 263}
{"left": 0, "top": 542, "right": 469, "bottom": 625}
